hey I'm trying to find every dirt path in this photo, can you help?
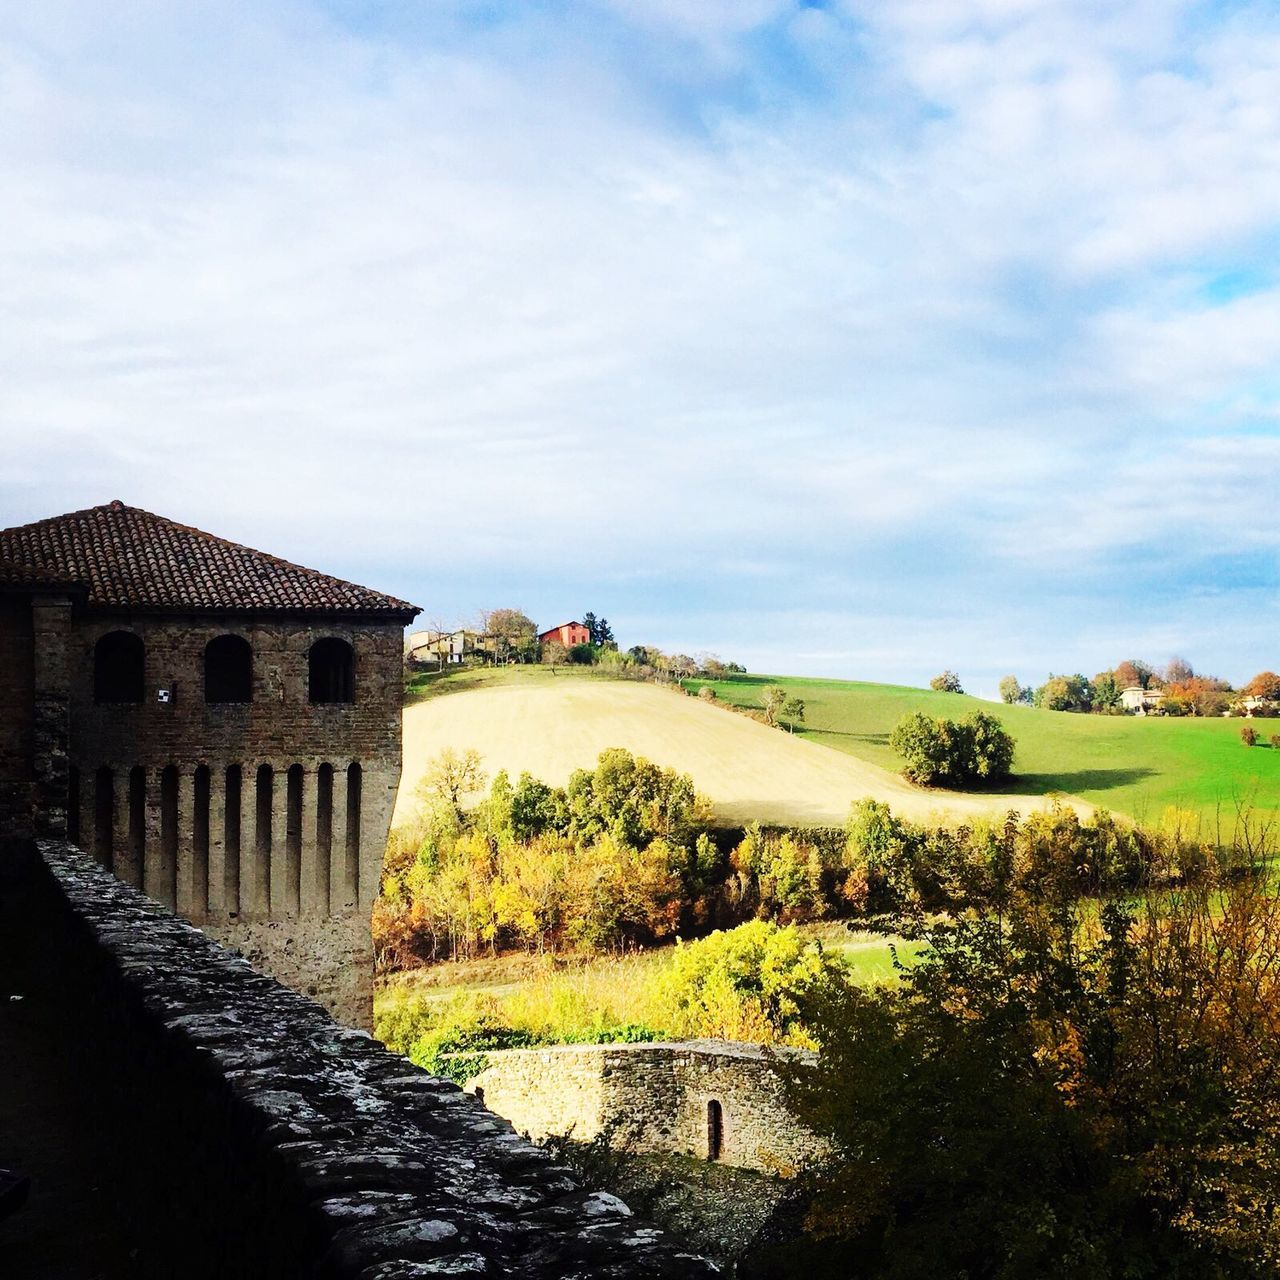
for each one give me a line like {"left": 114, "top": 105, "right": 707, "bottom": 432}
{"left": 397, "top": 680, "right": 1087, "bottom": 828}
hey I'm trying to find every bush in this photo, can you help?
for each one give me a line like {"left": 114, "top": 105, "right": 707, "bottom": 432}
{"left": 569, "top": 643, "right": 596, "bottom": 664}
{"left": 1272, "top": 735, "right": 1280, "bottom": 750}
{"left": 1242, "top": 724, "right": 1258, "bottom": 746}
{"left": 655, "top": 920, "right": 849, "bottom": 1046}
{"left": 890, "top": 710, "right": 1014, "bottom": 787}
{"left": 930, "top": 670, "right": 964, "bottom": 693}
{"left": 697, "top": 684, "right": 716, "bottom": 701}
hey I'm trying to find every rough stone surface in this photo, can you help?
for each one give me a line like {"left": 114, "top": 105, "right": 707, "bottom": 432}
{"left": 467, "top": 1041, "right": 826, "bottom": 1174}
{"left": 33, "top": 841, "right": 719, "bottom": 1279}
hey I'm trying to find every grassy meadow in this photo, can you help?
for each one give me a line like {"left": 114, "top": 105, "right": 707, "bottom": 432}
{"left": 687, "top": 673, "right": 1280, "bottom": 828}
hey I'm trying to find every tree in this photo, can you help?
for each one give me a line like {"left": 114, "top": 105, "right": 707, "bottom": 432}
{"left": 998, "top": 675, "right": 1027, "bottom": 705}
{"left": 761, "top": 685, "right": 789, "bottom": 727}
{"left": 1114, "top": 659, "right": 1153, "bottom": 690}
{"left": 541, "top": 639, "right": 568, "bottom": 667}
{"left": 1034, "top": 673, "right": 1092, "bottom": 712}
{"left": 484, "top": 609, "right": 538, "bottom": 664}
{"left": 1165, "top": 655, "right": 1195, "bottom": 685}
{"left": 890, "top": 711, "right": 1015, "bottom": 787}
{"left": 581, "top": 612, "right": 616, "bottom": 648}
{"left": 782, "top": 696, "right": 805, "bottom": 733}
{"left": 930, "top": 670, "right": 964, "bottom": 694}
{"left": 1243, "top": 671, "right": 1280, "bottom": 699}
{"left": 417, "top": 748, "right": 487, "bottom": 825}
{"left": 786, "top": 839, "right": 1280, "bottom": 1278}
{"left": 1091, "top": 669, "right": 1121, "bottom": 711}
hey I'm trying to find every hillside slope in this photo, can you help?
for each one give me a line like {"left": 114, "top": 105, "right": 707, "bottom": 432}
{"left": 396, "top": 672, "right": 1085, "bottom": 829}
{"left": 692, "top": 674, "right": 1280, "bottom": 827}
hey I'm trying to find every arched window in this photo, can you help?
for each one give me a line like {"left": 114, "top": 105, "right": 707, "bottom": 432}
{"left": 204, "top": 635, "right": 252, "bottom": 703}
{"left": 707, "top": 1100, "right": 724, "bottom": 1161}
{"left": 309, "top": 637, "right": 354, "bottom": 704}
{"left": 94, "top": 631, "right": 144, "bottom": 703}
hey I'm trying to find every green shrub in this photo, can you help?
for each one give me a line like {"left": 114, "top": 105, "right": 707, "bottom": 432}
{"left": 654, "top": 920, "right": 849, "bottom": 1046}
{"left": 890, "top": 710, "right": 1014, "bottom": 786}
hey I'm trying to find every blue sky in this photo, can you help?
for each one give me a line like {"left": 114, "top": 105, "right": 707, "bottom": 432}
{"left": 2, "top": 1, "right": 1279, "bottom": 697}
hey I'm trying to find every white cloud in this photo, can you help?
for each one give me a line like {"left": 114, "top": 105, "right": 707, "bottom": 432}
{"left": 1, "top": 0, "right": 1278, "bottom": 681}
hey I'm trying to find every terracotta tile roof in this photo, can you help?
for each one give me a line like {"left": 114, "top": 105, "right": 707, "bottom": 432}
{"left": 0, "top": 501, "right": 420, "bottom": 619}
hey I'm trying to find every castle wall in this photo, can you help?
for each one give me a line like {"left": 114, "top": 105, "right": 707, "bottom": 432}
{"left": 0, "top": 594, "right": 36, "bottom": 842}
{"left": 468, "top": 1040, "right": 826, "bottom": 1174}
{"left": 25, "top": 840, "right": 715, "bottom": 1279}
{"left": 58, "top": 613, "right": 405, "bottom": 1027}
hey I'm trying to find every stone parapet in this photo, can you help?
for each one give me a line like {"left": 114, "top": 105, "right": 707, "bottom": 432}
{"left": 35, "top": 840, "right": 719, "bottom": 1279}
{"left": 468, "top": 1040, "right": 826, "bottom": 1174}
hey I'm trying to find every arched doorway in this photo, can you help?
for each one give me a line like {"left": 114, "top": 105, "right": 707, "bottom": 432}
{"left": 707, "top": 1099, "right": 724, "bottom": 1161}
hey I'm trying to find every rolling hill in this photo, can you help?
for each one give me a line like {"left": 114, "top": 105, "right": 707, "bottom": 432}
{"left": 690, "top": 673, "right": 1280, "bottom": 829}
{"left": 395, "top": 668, "right": 1088, "bottom": 830}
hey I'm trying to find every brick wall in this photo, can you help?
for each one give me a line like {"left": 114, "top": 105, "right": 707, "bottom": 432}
{"left": 59, "top": 612, "right": 405, "bottom": 1027}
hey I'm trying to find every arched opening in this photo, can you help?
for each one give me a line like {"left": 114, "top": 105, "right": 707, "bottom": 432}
{"left": 707, "top": 1100, "right": 724, "bottom": 1162}
{"left": 193, "top": 765, "right": 210, "bottom": 917}
{"left": 204, "top": 635, "right": 252, "bottom": 703}
{"left": 224, "top": 764, "right": 242, "bottom": 915}
{"left": 94, "top": 767, "right": 114, "bottom": 870}
{"left": 94, "top": 631, "right": 144, "bottom": 704}
{"left": 127, "top": 766, "right": 146, "bottom": 887}
{"left": 285, "top": 763, "right": 303, "bottom": 915}
{"left": 68, "top": 766, "right": 80, "bottom": 845}
{"left": 255, "top": 764, "right": 273, "bottom": 914}
{"left": 345, "top": 762, "right": 362, "bottom": 905}
{"left": 159, "top": 764, "right": 178, "bottom": 910}
{"left": 316, "top": 763, "right": 334, "bottom": 913}
{"left": 309, "top": 637, "right": 354, "bottom": 704}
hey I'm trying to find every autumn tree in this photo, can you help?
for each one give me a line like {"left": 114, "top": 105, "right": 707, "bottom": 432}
{"left": 1114, "top": 659, "right": 1152, "bottom": 689}
{"left": 762, "top": 685, "right": 789, "bottom": 726}
{"left": 1243, "top": 671, "right": 1280, "bottom": 699}
{"left": 417, "top": 748, "right": 487, "bottom": 825}
{"left": 998, "top": 675, "right": 1028, "bottom": 705}
{"left": 930, "top": 670, "right": 963, "bottom": 694}
{"left": 1034, "top": 673, "right": 1092, "bottom": 712}
{"left": 786, "top": 837, "right": 1280, "bottom": 1278}
{"left": 1165, "top": 654, "right": 1195, "bottom": 685}
{"left": 483, "top": 608, "right": 538, "bottom": 664}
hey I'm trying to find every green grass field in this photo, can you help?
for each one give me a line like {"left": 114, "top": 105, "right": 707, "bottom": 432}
{"left": 685, "top": 673, "right": 1280, "bottom": 828}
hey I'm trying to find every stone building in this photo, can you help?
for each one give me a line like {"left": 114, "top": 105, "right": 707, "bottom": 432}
{"left": 466, "top": 1039, "right": 827, "bottom": 1174}
{"left": 0, "top": 500, "right": 419, "bottom": 1025}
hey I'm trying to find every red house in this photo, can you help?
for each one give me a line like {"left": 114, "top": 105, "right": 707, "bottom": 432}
{"left": 539, "top": 621, "right": 590, "bottom": 649}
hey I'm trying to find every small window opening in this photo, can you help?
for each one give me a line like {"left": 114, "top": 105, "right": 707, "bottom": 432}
{"left": 707, "top": 1100, "right": 724, "bottom": 1162}
{"left": 224, "top": 765, "right": 242, "bottom": 914}
{"left": 204, "top": 635, "right": 252, "bottom": 703}
{"left": 309, "top": 637, "right": 354, "bottom": 704}
{"left": 94, "top": 631, "right": 144, "bottom": 704}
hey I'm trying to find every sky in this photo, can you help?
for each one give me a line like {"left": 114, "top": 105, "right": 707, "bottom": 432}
{"left": 2, "top": 1, "right": 1279, "bottom": 698}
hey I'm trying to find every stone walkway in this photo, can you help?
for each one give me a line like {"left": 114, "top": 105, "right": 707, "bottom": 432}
{"left": 0, "top": 857, "right": 139, "bottom": 1279}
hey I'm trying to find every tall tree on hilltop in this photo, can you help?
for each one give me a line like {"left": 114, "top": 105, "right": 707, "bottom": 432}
{"left": 582, "top": 611, "right": 599, "bottom": 644}
{"left": 1114, "top": 659, "right": 1152, "bottom": 689}
{"left": 484, "top": 609, "right": 537, "bottom": 664}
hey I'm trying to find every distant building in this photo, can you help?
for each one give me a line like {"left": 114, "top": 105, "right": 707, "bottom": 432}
{"left": 0, "top": 500, "right": 419, "bottom": 1026}
{"left": 1119, "top": 685, "right": 1164, "bottom": 714}
{"left": 407, "top": 628, "right": 482, "bottom": 667}
{"left": 538, "top": 621, "right": 590, "bottom": 649}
